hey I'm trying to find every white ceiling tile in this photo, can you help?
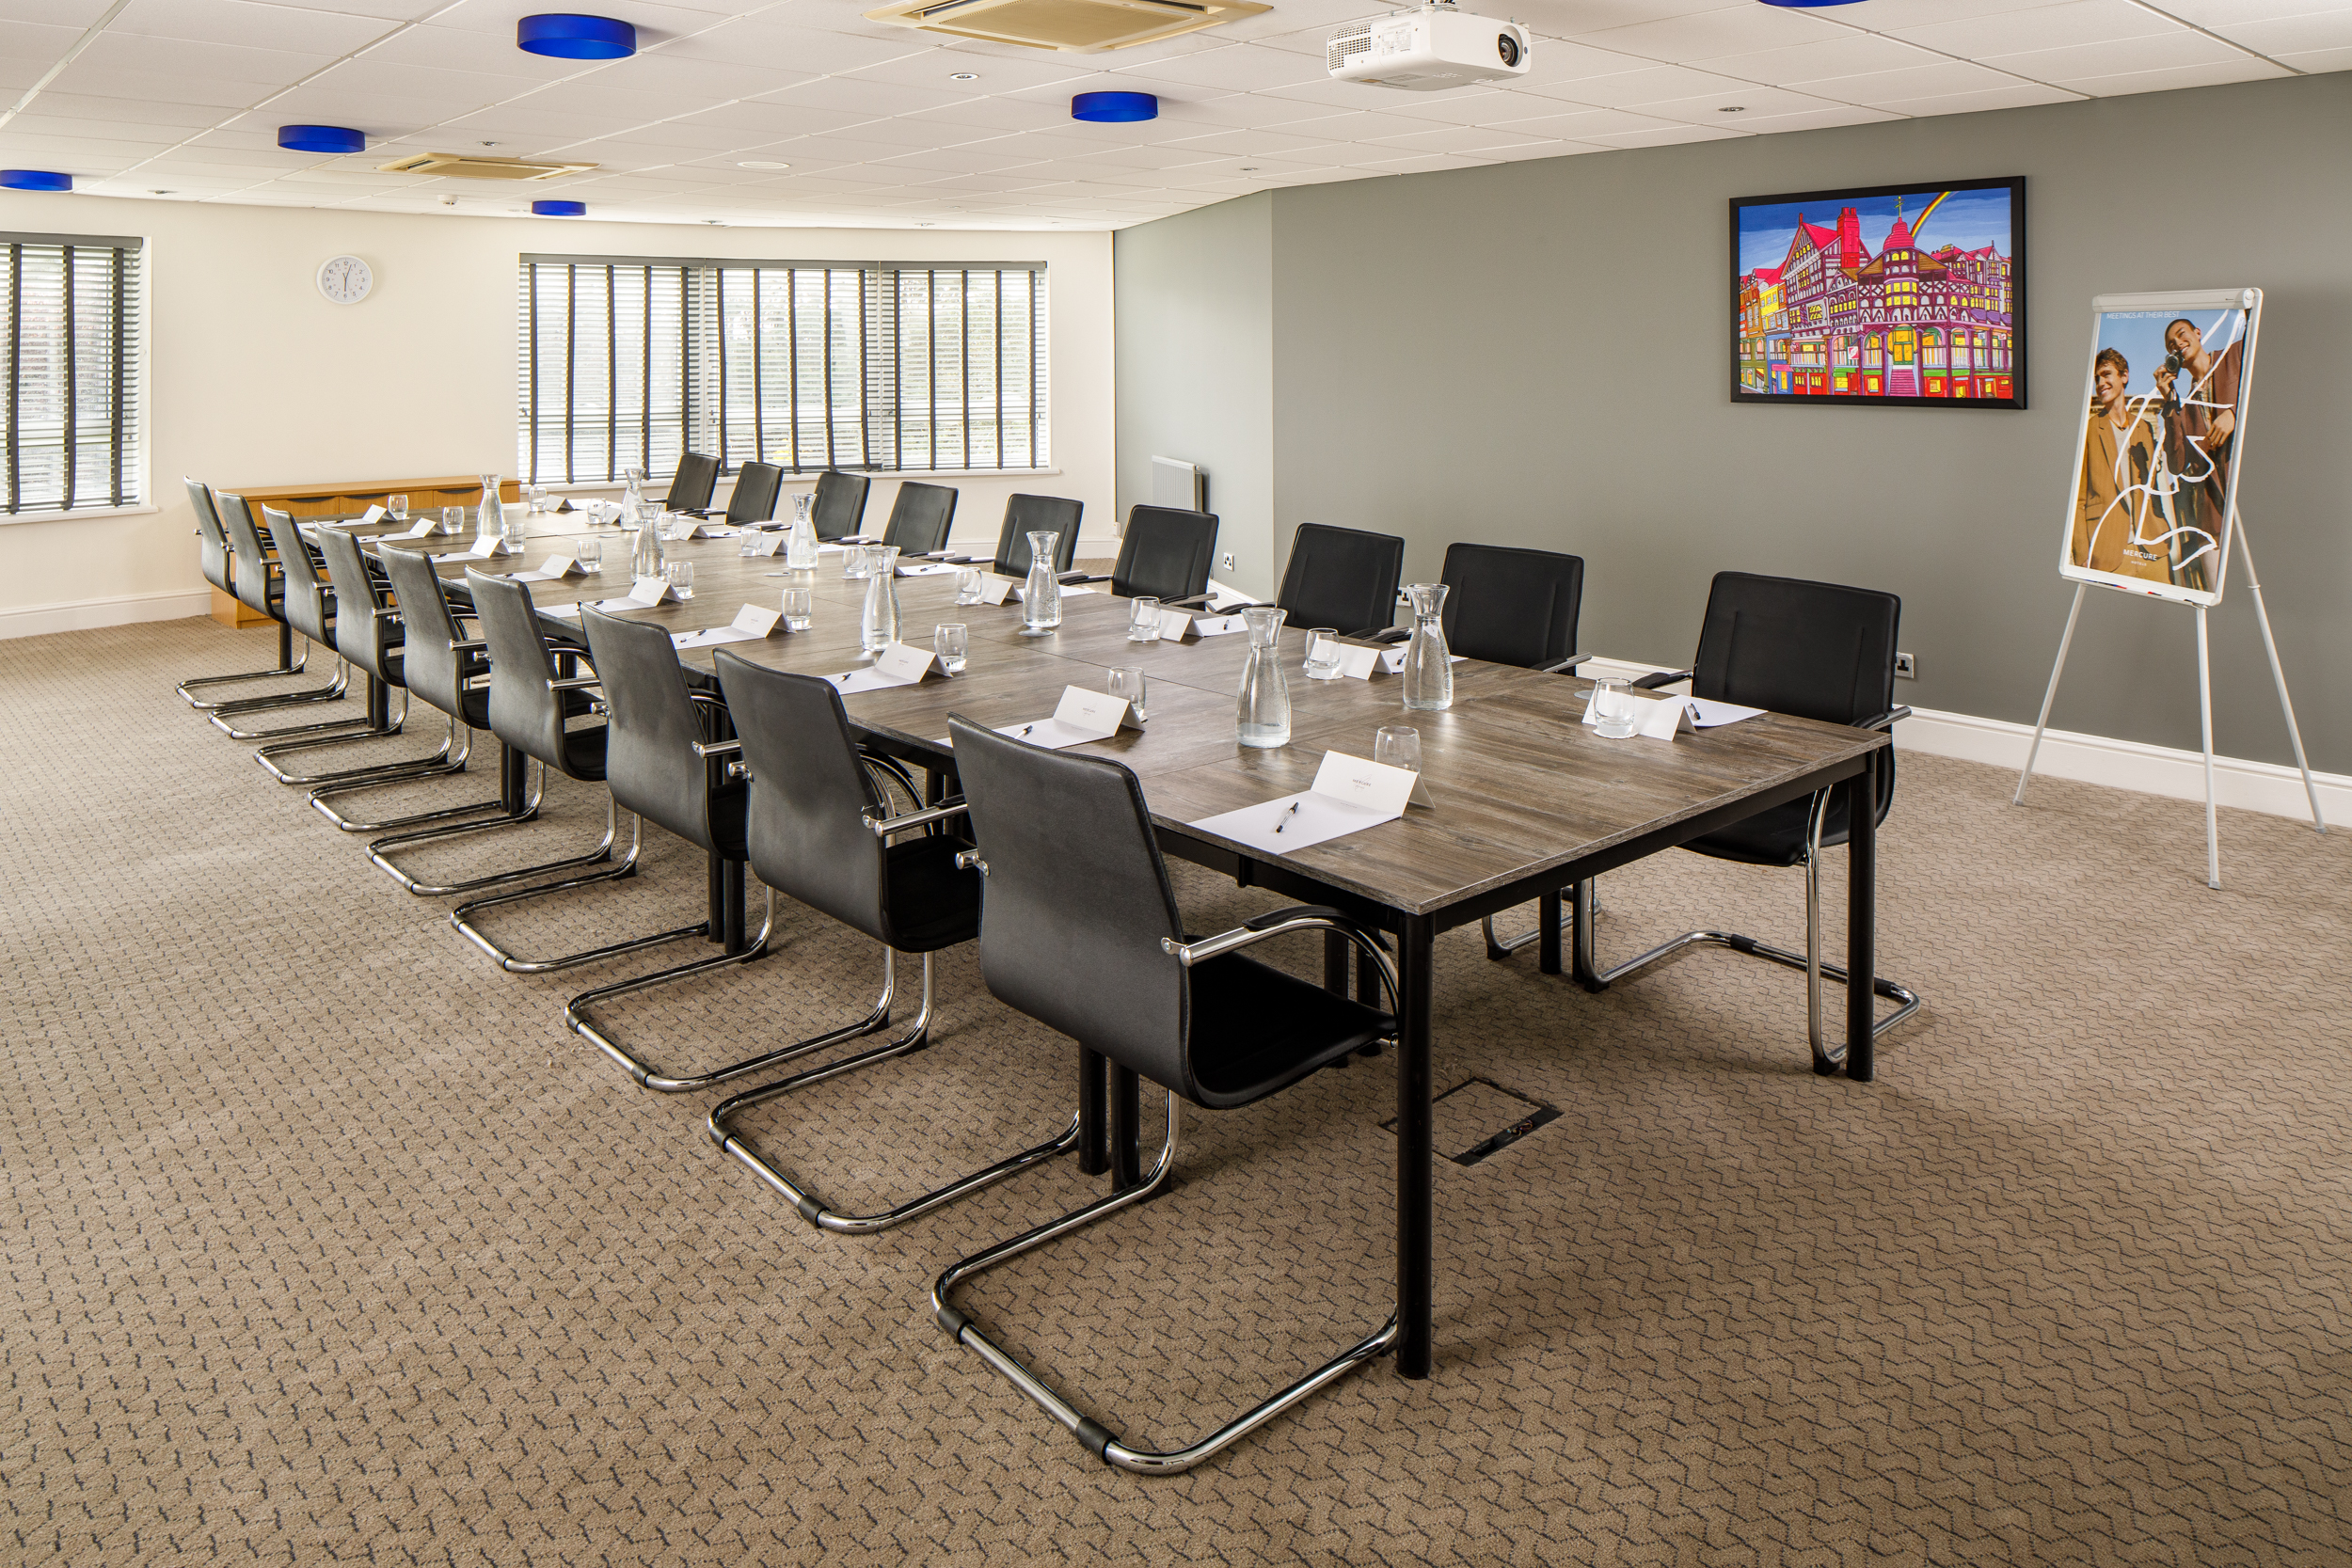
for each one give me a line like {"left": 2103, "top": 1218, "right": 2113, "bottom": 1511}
{"left": 4, "top": 0, "right": 129, "bottom": 24}
{"left": 669, "top": 100, "right": 876, "bottom": 139}
{"left": 17, "top": 92, "right": 231, "bottom": 130}
{"left": 2048, "top": 55, "right": 2292, "bottom": 93}
{"left": 767, "top": 75, "right": 981, "bottom": 118}
{"left": 869, "top": 143, "right": 1027, "bottom": 172}
{"left": 1577, "top": 4, "right": 1848, "bottom": 63}
{"left": 1359, "top": 122, "right": 1559, "bottom": 155}
{"left": 837, "top": 47, "right": 1094, "bottom": 94}
{"left": 599, "top": 52, "right": 821, "bottom": 101}
{"left": 1980, "top": 31, "right": 2244, "bottom": 79}
{"left": 1829, "top": 0, "right": 2081, "bottom": 27}
{"left": 662, "top": 19, "right": 931, "bottom": 75}
{"left": 1891, "top": 0, "right": 2185, "bottom": 56}
{"left": 343, "top": 23, "right": 583, "bottom": 78}
{"left": 1536, "top": 0, "right": 1740, "bottom": 33}
{"left": 2275, "top": 41, "right": 2352, "bottom": 68}
{"left": 1692, "top": 35, "right": 1948, "bottom": 87}
{"left": 1263, "top": 107, "right": 1464, "bottom": 141}
{"left": 1474, "top": 105, "right": 1684, "bottom": 137}
{"left": 73, "top": 31, "right": 339, "bottom": 81}
{"left": 1578, "top": 119, "right": 1746, "bottom": 147}
{"left": 1624, "top": 84, "right": 1851, "bottom": 123}
{"left": 1711, "top": 103, "right": 1904, "bottom": 135}
{"left": 1250, "top": 75, "right": 1426, "bottom": 110}
{"left": 0, "top": 16, "right": 102, "bottom": 56}
{"left": 1478, "top": 138, "right": 1604, "bottom": 162}
{"left": 110, "top": 0, "right": 397, "bottom": 54}
{"left": 1547, "top": 63, "right": 1769, "bottom": 107}
{"left": 893, "top": 97, "right": 1073, "bottom": 134}
{"left": 2227, "top": 12, "right": 2352, "bottom": 52}
{"left": 1787, "top": 60, "right": 2040, "bottom": 105}
{"left": 1110, "top": 43, "right": 1331, "bottom": 92}
{"left": 1061, "top": 139, "right": 1224, "bottom": 170}
{"left": 305, "top": 56, "right": 555, "bottom": 105}
{"left": 1858, "top": 82, "right": 2084, "bottom": 117}
{"left": 1355, "top": 150, "right": 1499, "bottom": 174}
{"left": 2163, "top": 0, "right": 2352, "bottom": 24}
{"left": 1158, "top": 125, "right": 1344, "bottom": 158}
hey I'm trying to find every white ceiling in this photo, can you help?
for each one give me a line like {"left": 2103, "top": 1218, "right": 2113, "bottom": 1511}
{"left": 0, "top": 0, "right": 2344, "bottom": 230}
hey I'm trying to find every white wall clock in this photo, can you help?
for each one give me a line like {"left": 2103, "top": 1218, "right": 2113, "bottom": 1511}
{"left": 317, "top": 254, "right": 373, "bottom": 306}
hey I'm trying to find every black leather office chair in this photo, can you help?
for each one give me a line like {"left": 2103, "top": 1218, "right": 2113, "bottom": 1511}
{"left": 700, "top": 656, "right": 1081, "bottom": 1227}
{"left": 246, "top": 507, "right": 418, "bottom": 784}
{"left": 177, "top": 478, "right": 307, "bottom": 707}
{"left": 880, "top": 480, "right": 958, "bottom": 556}
{"left": 1273, "top": 523, "right": 1405, "bottom": 639}
{"left": 205, "top": 493, "right": 353, "bottom": 736}
{"left": 300, "top": 525, "right": 471, "bottom": 812}
{"left": 1108, "top": 505, "right": 1218, "bottom": 606}
{"left": 359, "top": 546, "right": 564, "bottom": 872}
{"left": 811, "top": 469, "right": 871, "bottom": 541}
{"left": 724, "top": 461, "right": 785, "bottom": 528}
{"left": 990, "top": 494, "right": 1083, "bottom": 579}
{"left": 664, "top": 451, "right": 720, "bottom": 514}
{"left": 929, "top": 717, "right": 1401, "bottom": 1475}
{"left": 437, "top": 571, "right": 707, "bottom": 974}
{"left": 1552, "top": 572, "right": 1920, "bottom": 1072}
{"left": 1439, "top": 543, "right": 1586, "bottom": 671}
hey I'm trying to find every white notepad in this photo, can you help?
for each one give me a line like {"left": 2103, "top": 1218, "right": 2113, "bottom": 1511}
{"left": 995, "top": 686, "right": 1144, "bottom": 750}
{"left": 1188, "top": 752, "right": 1431, "bottom": 854}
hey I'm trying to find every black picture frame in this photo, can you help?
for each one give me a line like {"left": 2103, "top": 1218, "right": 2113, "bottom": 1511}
{"left": 1730, "top": 175, "right": 2026, "bottom": 410}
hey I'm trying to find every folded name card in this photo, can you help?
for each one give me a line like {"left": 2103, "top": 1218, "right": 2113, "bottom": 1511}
{"left": 1188, "top": 751, "right": 1430, "bottom": 854}
{"left": 587, "top": 577, "right": 680, "bottom": 611}
{"left": 665, "top": 517, "right": 736, "bottom": 541}
{"left": 358, "top": 503, "right": 387, "bottom": 526}
{"left": 743, "top": 532, "right": 785, "bottom": 557}
{"left": 1583, "top": 691, "right": 1765, "bottom": 738}
{"left": 508, "top": 554, "right": 591, "bottom": 583}
{"left": 997, "top": 686, "right": 1144, "bottom": 750}
{"left": 399, "top": 516, "right": 439, "bottom": 538}
{"left": 454, "top": 536, "right": 518, "bottom": 560}
{"left": 978, "top": 575, "right": 1022, "bottom": 606}
{"left": 896, "top": 562, "right": 961, "bottom": 578}
{"left": 1332, "top": 641, "right": 1391, "bottom": 680}
{"left": 823, "top": 641, "right": 950, "bottom": 694}
{"left": 671, "top": 603, "right": 783, "bottom": 650}
{"left": 1155, "top": 608, "right": 1247, "bottom": 640}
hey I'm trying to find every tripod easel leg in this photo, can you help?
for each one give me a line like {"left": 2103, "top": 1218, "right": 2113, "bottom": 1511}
{"left": 2015, "top": 584, "right": 2086, "bottom": 806}
{"left": 2233, "top": 515, "right": 2327, "bottom": 834}
{"left": 2197, "top": 605, "right": 2219, "bottom": 890}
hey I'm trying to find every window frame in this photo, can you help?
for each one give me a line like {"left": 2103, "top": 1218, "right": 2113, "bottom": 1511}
{"left": 0, "top": 229, "right": 149, "bottom": 524}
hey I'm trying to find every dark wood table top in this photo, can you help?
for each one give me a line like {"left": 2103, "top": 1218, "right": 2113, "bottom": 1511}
{"left": 342, "top": 522, "right": 1887, "bottom": 920}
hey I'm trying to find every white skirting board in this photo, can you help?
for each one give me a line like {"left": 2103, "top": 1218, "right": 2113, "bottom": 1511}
{"left": 0, "top": 588, "right": 214, "bottom": 641}
{"left": 1575, "top": 655, "right": 2343, "bottom": 827}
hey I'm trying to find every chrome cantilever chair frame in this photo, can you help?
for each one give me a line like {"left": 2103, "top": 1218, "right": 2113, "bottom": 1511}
{"left": 246, "top": 511, "right": 423, "bottom": 785}
{"left": 701, "top": 800, "right": 1081, "bottom": 1225}
{"left": 178, "top": 479, "right": 313, "bottom": 708}
{"left": 932, "top": 908, "right": 1403, "bottom": 1477}
{"left": 294, "top": 538, "right": 481, "bottom": 806}
{"left": 204, "top": 499, "right": 359, "bottom": 734}
{"left": 309, "top": 705, "right": 479, "bottom": 832}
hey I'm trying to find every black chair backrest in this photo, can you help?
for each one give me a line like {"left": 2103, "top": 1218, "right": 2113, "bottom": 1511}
{"left": 1438, "top": 543, "right": 1583, "bottom": 669}
{"left": 992, "top": 494, "right": 1083, "bottom": 578}
{"left": 712, "top": 653, "right": 909, "bottom": 946}
{"left": 664, "top": 452, "right": 719, "bottom": 513}
{"left": 580, "top": 605, "right": 722, "bottom": 853}
{"left": 264, "top": 507, "right": 333, "bottom": 646}
{"left": 380, "top": 545, "right": 470, "bottom": 719}
{"left": 948, "top": 716, "right": 1193, "bottom": 1095}
{"left": 1110, "top": 505, "right": 1218, "bottom": 603}
{"left": 466, "top": 569, "right": 594, "bottom": 777}
{"left": 881, "top": 481, "right": 958, "bottom": 555}
{"left": 316, "top": 526, "right": 399, "bottom": 685}
{"left": 1277, "top": 523, "right": 1404, "bottom": 636}
{"left": 724, "top": 461, "right": 784, "bottom": 527}
{"left": 1693, "top": 570, "right": 1900, "bottom": 824}
{"left": 811, "top": 469, "right": 870, "bottom": 541}
{"left": 218, "top": 494, "right": 278, "bottom": 618}
{"left": 186, "top": 478, "right": 231, "bottom": 594}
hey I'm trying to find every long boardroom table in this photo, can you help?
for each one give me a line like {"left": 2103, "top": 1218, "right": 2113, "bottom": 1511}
{"left": 341, "top": 512, "right": 1891, "bottom": 1381}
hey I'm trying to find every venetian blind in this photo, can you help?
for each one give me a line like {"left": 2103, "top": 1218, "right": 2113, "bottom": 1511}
{"left": 0, "top": 231, "right": 144, "bottom": 515}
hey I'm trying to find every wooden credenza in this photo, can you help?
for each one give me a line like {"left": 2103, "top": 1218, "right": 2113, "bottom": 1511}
{"left": 213, "top": 474, "right": 524, "bottom": 626}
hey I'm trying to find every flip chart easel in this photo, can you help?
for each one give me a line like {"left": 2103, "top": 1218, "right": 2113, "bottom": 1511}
{"left": 2013, "top": 510, "right": 2325, "bottom": 889}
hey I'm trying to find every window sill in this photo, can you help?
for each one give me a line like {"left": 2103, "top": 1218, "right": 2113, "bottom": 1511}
{"left": 541, "top": 468, "right": 1062, "bottom": 494}
{"left": 0, "top": 502, "right": 159, "bottom": 525}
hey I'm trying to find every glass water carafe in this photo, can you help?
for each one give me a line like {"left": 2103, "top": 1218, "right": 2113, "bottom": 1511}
{"left": 477, "top": 473, "right": 509, "bottom": 551}
{"left": 1235, "top": 606, "right": 1291, "bottom": 749}
{"left": 861, "top": 545, "right": 902, "bottom": 654}
{"left": 1020, "top": 530, "right": 1061, "bottom": 636}
{"left": 631, "top": 515, "right": 665, "bottom": 582}
{"left": 785, "top": 493, "right": 819, "bottom": 571}
{"left": 622, "top": 466, "right": 645, "bottom": 515}
{"left": 1401, "top": 582, "right": 1453, "bottom": 711}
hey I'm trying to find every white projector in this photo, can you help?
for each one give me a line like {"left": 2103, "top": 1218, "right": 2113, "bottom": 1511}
{"left": 1327, "top": 4, "right": 1532, "bottom": 91}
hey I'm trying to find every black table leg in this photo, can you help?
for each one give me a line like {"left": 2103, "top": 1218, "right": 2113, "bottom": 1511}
{"left": 1537, "top": 890, "right": 1563, "bottom": 975}
{"left": 720, "top": 857, "right": 746, "bottom": 956}
{"left": 1324, "top": 930, "right": 1349, "bottom": 994}
{"left": 1111, "top": 1063, "right": 1142, "bottom": 1192}
{"left": 366, "top": 673, "right": 390, "bottom": 732}
{"left": 1846, "top": 748, "right": 1877, "bottom": 1083}
{"left": 500, "top": 741, "right": 528, "bottom": 814}
{"left": 1397, "top": 914, "right": 1434, "bottom": 1379}
{"left": 1078, "top": 1045, "right": 1108, "bottom": 1176}
{"left": 707, "top": 852, "right": 725, "bottom": 942}
{"left": 1570, "top": 881, "right": 1604, "bottom": 992}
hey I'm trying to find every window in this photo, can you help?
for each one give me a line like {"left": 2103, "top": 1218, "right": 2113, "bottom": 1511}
{"left": 2, "top": 230, "right": 143, "bottom": 516}
{"left": 517, "top": 254, "right": 1048, "bottom": 485}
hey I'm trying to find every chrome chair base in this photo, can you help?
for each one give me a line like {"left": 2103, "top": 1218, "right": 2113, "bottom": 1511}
{"left": 366, "top": 762, "right": 610, "bottom": 898}
{"left": 931, "top": 1092, "right": 1399, "bottom": 1476}
{"left": 706, "top": 952, "right": 1083, "bottom": 1228}
{"left": 308, "top": 719, "right": 493, "bottom": 832}
{"left": 253, "top": 689, "right": 421, "bottom": 786}
{"left": 176, "top": 627, "right": 308, "bottom": 710}
{"left": 445, "top": 805, "right": 707, "bottom": 975}
{"left": 204, "top": 650, "right": 355, "bottom": 736}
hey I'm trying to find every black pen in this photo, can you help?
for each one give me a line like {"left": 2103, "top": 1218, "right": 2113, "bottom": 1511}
{"left": 1272, "top": 801, "right": 1299, "bottom": 833}
{"left": 1019, "top": 724, "right": 1035, "bottom": 737}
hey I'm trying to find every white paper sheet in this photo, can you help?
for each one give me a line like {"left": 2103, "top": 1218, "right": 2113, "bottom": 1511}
{"left": 1186, "top": 753, "right": 1427, "bottom": 853}
{"left": 896, "top": 562, "right": 960, "bottom": 577}
{"left": 995, "top": 686, "right": 1141, "bottom": 750}
{"left": 673, "top": 604, "right": 782, "bottom": 649}
{"left": 508, "top": 553, "right": 589, "bottom": 583}
{"left": 1158, "top": 608, "right": 1247, "bottom": 640}
{"left": 821, "top": 641, "right": 947, "bottom": 694}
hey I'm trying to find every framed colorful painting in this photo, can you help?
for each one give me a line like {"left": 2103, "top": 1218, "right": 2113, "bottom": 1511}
{"left": 1731, "top": 176, "right": 2026, "bottom": 409}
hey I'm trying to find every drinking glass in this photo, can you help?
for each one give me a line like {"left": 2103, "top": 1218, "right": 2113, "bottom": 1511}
{"left": 844, "top": 544, "right": 872, "bottom": 579}
{"left": 575, "top": 536, "right": 602, "bottom": 573}
{"left": 1302, "top": 627, "right": 1343, "bottom": 680}
{"left": 1375, "top": 725, "right": 1422, "bottom": 772}
{"left": 440, "top": 504, "right": 463, "bottom": 536}
{"left": 387, "top": 493, "right": 408, "bottom": 522}
{"left": 1109, "top": 666, "right": 1148, "bottom": 721}
{"left": 1128, "top": 595, "right": 1163, "bottom": 642}
{"left": 528, "top": 484, "right": 548, "bottom": 515}
{"left": 1590, "top": 676, "right": 1638, "bottom": 738}
{"left": 665, "top": 561, "right": 694, "bottom": 599}
{"left": 954, "top": 566, "right": 985, "bottom": 605}
{"left": 934, "top": 623, "right": 969, "bottom": 674}
{"left": 781, "top": 585, "right": 813, "bottom": 631}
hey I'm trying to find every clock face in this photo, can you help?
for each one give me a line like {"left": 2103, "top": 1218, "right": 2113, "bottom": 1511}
{"left": 317, "top": 255, "right": 372, "bottom": 306}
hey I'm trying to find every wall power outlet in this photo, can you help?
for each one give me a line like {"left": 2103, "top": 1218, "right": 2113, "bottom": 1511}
{"left": 1894, "top": 652, "right": 1916, "bottom": 679}
{"left": 1221, "top": 552, "right": 1235, "bottom": 570}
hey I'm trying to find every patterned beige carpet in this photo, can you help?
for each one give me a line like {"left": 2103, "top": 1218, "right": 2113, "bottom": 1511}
{"left": 7, "top": 617, "right": 2349, "bottom": 1566}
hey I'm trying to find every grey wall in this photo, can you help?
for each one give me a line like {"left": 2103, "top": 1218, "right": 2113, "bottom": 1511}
{"left": 1114, "top": 191, "right": 1276, "bottom": 598}
{"left": 1119, "top": 72, "right": 2352, "bottom": 771}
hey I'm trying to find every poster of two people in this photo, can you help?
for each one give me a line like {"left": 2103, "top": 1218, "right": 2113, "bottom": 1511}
{"left": 2064, "top": 288, "right": 2261, "bottom": 606}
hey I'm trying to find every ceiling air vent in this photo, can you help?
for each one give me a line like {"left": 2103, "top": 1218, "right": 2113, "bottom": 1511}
{"left": 375, "top": 151, "right": 599, "bottom": 181}
{"left": 863, "top": 0, "right": 1267, "bottom": 52}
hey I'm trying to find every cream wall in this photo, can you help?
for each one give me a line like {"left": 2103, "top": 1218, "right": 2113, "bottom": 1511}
{"left": 0, "top": 194, "right": 1113, "bottom": 635}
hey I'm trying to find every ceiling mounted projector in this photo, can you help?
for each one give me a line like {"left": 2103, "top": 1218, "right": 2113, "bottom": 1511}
{"left": 1327, "top": 3, "right": 1532, "bottom": 90}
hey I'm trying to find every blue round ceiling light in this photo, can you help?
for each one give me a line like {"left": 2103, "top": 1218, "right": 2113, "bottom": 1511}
{"left": 532, "top": 199, "right": 587, "bottom": 216}
{"left": 0, "top": 169, "right": 72, "bottom": 192}
{"left": 517, "top": 14, "right": 637, "bottom": 58}
{"left": 278, "top": 124, "right": 366, "bottom": 154}
{"left": 1072, "top": 91, "right": 1157, "bottom": 123}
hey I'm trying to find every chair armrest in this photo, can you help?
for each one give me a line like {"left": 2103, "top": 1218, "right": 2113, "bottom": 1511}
{"left": 867, "top": 799, "right": 968, "bottom": 838}
{"left": 548, "top": 675, "right": 602, "bottom": 692}
{"left": 1161, "top": 593, "right": 1214, "bottom": 610}
{"left": 1364, "top": 627, "right": 1413, "bottom": 644}
{"left": 1533, "top": 652, "right": 1588, "bottom": 674}
{"left": 1632, "top": 668, "right": 1695, "bottom": 690}
{"left": 450, "top": 639, "right": 487, "bottom": 654}
{"left": 373, "top": 606, "right": 404, "bottom": 621}
{"left": 1162, "top": 905, "right": 1400, "bottom": 1007}
{"left": 691, "top": 738, "right": 740, "bottom": 758}
{"left": 1058, "top": 572, "right": 1109, "bottom": 584}
{"left": 1856, "top": 705, "right": 1912, "bottom": 731}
